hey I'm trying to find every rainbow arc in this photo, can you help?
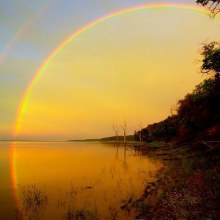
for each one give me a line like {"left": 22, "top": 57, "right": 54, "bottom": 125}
{"left": 13, "top": 3, "right": 214, "bottom": 136}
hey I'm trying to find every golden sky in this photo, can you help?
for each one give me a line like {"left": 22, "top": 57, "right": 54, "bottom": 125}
{"left": 14, "top": 8, "right": 220, "bottom": 140}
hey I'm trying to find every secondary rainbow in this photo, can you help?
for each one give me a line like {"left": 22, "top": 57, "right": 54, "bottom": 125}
{"left": 0, "top": 2, "right": 51, "bottom": 65}
{"left": 14, "top": 3, "right": 214, "bottom": 136}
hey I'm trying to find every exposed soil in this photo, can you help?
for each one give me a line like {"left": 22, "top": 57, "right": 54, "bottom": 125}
{"left": 126, "top": 142, "right": 220, "bottom": 219}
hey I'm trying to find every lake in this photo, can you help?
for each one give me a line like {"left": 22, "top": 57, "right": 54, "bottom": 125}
{"left": 0, "top": 141, "right": 162, "bottom": 220}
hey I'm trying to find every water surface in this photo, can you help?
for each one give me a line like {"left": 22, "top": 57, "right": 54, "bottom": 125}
{"left": 1, "top": 141, "right": 162, "bottom": 219}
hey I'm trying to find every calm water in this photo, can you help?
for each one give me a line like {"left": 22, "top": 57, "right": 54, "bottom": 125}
{"left": 0, "top": 141, "right": 162, "bottom": 220}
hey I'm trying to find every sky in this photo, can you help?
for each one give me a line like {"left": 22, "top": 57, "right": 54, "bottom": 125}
{"left": 1, "top": 0, "right": 220, "bottom": 140}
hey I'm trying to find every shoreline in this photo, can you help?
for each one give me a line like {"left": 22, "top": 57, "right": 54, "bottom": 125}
{"left": 130, "top": 142, "right": 220, "bottom": 219}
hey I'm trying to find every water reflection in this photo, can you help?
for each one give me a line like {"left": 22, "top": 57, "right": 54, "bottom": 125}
{"left": 0, "top": 142, "right": 17, "bottom": 219}
{"left": 3, "top": 141, "right": 162, "bottom": 220}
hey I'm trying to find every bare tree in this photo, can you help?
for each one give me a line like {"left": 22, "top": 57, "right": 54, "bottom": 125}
{"left": 196, "top": 0, "right": 220, "bottom": 16}
{"left": 138, "top": 122, "right": 143, "bottom": 142}
{"left": 170, "top": 102, "right": 178, "bottom": 116}
{"left": 120, "top": 120, "right": 127, "bottom": 143}
{"left": 112, "top": 123, "right": 120, "bottom": 142}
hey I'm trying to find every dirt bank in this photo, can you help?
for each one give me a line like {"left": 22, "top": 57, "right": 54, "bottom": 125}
{"left": 127, "top": 143, "right": 220, "bottom": 219}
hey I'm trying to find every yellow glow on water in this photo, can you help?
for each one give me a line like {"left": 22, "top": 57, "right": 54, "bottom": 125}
{"left": 0, "top": 143, "right": 18, "bottom": 219}
{"left": 12, "top": 142, "right": 162, "bottom": 219}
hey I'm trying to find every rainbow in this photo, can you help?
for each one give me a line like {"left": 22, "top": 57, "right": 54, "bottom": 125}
{"left": 10, "top": 3, "right": 218, "bottom": 217}
{"left": 0, "top": 2, "right": 51, "bottom": 65}
{"left": 14, "top": 3, "right": 214, "bottom": 136}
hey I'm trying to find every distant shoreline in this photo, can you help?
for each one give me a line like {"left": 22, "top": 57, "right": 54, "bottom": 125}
{"left": 68, "top": 135, "right": 134, "bottom": 142}
{"left": 0, "top": 135, "right": 135, "bottom": 143}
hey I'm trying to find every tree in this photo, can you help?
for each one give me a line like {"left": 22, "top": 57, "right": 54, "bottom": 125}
{"left": 200, "top": 42, "right": 220, "bottom": 85}
{"left": 138, "top": 122, "right": 143, "bottom": 141}
{"left": 112, "top": 123, "right": 120, "bottom": 142}
{"left": 120, "top": 120, "right": 127, "bottom": 143}
{"left": 196, "top": 0, "right": 220, "bottom": 16}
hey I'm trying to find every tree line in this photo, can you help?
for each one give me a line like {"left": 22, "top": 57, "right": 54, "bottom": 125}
{"left": 134, "top": 1, "right": 220, "bottom": 143}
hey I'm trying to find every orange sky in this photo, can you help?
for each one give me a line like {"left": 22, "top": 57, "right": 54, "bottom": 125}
{"left": 9, "top": 7, "right": 220, "bottom": 140}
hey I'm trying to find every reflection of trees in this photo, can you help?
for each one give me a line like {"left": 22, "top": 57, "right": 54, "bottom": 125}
{"left": 114, "top": 144, "right": 128, "bottom": 171}
{"left": 123, "top": 145, "right": 127, "bottom": 171}
{"left": 116, "top": 144, "right": 119, "bottom": 158}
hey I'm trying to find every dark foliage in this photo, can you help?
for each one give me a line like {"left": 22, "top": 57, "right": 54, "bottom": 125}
{"left": 196, "top": 0, "right": 220, "bottom": 16}
{"left": 136, "top": 78, "right": 220, "bottom": 143}
{"left": 177, "top": 78, "right": 220, "bottom": 142}
{"left": 134, "top": 128, "right": 151, "bottom": 142}
{"left": 146, "top": 116, "right": 178, "bottom": 142}
{"left": 200, "top": 42, "right": 220, "bottom": 85}
{"left": 135, "top": 42, "right": 220, "bottom": 143}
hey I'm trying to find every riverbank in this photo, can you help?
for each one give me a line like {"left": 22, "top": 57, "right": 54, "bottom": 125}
{"left": 130, "top": 142, "right": 220, "bottom": 219}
